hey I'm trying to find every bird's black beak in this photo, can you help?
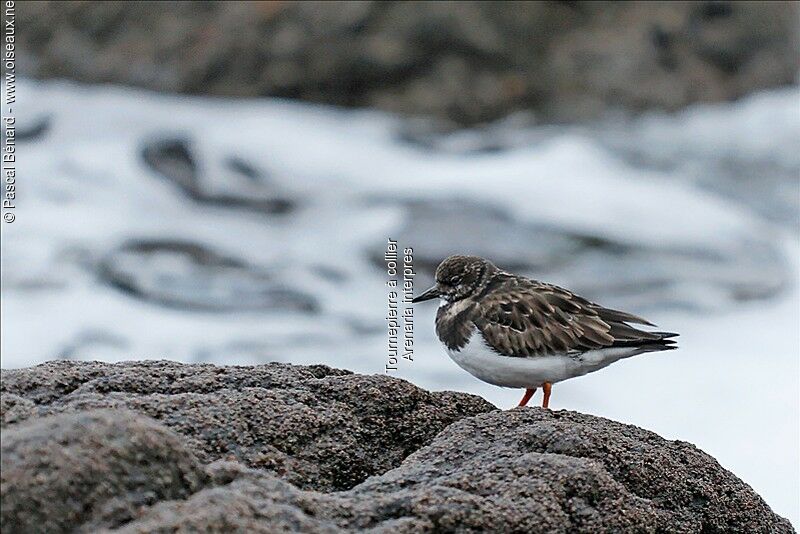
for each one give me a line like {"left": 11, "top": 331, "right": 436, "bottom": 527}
{"left": 411, "top": 285, "right": 441, "bottom": 303}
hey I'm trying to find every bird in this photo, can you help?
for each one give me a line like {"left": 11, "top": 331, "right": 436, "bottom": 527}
{"left": 411, "top": 255, "right": 678, "bottom": 409}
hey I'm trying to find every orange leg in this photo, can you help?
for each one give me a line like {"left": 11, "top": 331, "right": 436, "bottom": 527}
{"left": 518, "top": 388, "right": 536, "bottom": 407}
{"left": 542, "top": 382, "right": 552, "bottom": 409}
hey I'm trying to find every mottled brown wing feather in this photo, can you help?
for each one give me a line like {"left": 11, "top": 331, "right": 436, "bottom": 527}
{"left": 474, "top": 276, "right": 666, "bottom": 357}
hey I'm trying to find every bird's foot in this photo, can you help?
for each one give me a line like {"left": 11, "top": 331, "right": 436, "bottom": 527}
{"left": 517, "top": 388, "right": 536, "bottom": 407}
{"left": 542, "top": 382, "right": 552, "bottom": 409}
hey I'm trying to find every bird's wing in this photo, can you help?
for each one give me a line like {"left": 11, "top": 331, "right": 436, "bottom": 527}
{"left": 473, "top": 276, "right": 674, "bottom": 357}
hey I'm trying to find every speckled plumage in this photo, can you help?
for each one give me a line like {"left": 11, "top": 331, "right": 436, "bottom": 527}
{"left": 414, "top": 255, "right": 678, "bottom": 406}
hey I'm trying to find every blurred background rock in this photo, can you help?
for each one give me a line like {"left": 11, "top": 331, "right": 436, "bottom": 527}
{"left": 17, "top": 0, "right": 799, "bottom": 125}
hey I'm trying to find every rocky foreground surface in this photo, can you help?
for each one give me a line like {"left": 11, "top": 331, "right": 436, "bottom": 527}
{"left": 0, "top": 361, "right": 793, "bottom": 533}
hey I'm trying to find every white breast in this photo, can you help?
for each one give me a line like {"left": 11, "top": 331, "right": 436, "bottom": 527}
{"left": 445, "top": 329, "right": 643, "bottom": 388}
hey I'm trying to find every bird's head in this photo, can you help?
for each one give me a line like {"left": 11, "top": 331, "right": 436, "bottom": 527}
{"left": 412, "top": 255, "right": 497, "bottom": 304}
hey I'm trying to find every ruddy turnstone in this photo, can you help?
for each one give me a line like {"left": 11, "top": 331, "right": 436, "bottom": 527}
{"left": 412, "top": 255, "right": 678, "bottom": 408}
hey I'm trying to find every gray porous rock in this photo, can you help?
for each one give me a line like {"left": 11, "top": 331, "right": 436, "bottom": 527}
{"left": 17, "top": 1, "right": 799, "bottom": 125}
{"left": 0, "top": 361, "right": 793, "bottom": 533}
{"left": 0, "top": 360, "right": 496, "bottom": 492}
{"left": 0, "top": 409, "right": 207, "bottom": 534}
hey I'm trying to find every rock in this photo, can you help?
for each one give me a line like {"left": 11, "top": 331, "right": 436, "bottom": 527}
{"left": 97, "top": 239, "right": 318, "bottom": 313}
{"left": 224, "top": 156, "right": 266, "bottom": 183}
{"left": 0, "top": 362, "right": 792, "bottom": 532}
{"left": 340, "top": 409, "right": 795, "bottom": 532}
{"left": 0, "top": 409, "right": 207, "bottom": 534}
{"left": 140, "top": 138, "right": 295, "bottom": 215}
{"left": 0, "top": 394, "right": 36, "bottom": 426}
{"left": 371, "top": 198, "right": 788, "bottom": 312}
{"left": 12, "top": 408, "right": 791, "bottom": 533}
{"left": 0, "top": 360, "right": 495, "bottom": 492}
{"left": 595, "top": 93, "right": 800, "bottom": 229}
{"left": 16, "top": 116, "right": 51, "bottom": 142}
{"left": 371, "top": 198, "right": 587, "bottom": 275}
{"left": 0, "top": 362, "right": 793, "bottom": 533}
{"left": 140, "top": 138, "right": 196, "bottom": 197}
{"left": 108, "top": 462, "right": 344, "bottom": 534}
{"left": 16, "top": 2, "right": 800, "bottom": 126}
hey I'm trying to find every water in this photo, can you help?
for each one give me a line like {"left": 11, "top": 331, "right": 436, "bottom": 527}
{"left": 1, "top": 79, "right": 798, "bottom": 525}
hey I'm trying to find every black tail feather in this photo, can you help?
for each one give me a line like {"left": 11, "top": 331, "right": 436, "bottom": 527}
{"left": 609, "top": 329, "right": 679, "bottom": 350}
{"left": 652, "top": 331, "right": 679, "bottom": 339}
